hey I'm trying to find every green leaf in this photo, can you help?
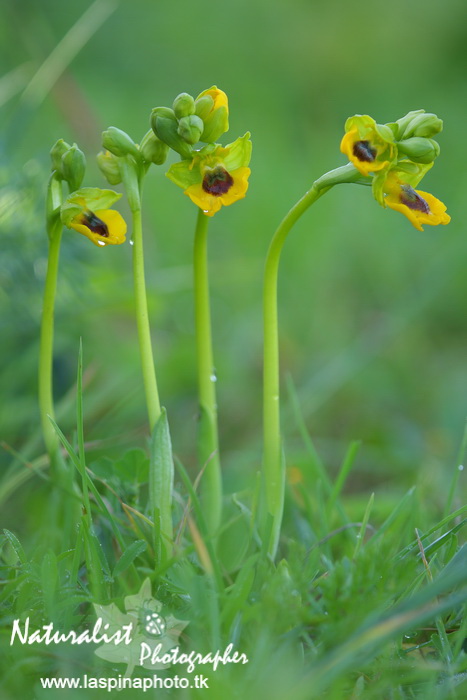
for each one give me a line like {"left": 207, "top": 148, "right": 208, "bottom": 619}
{"left": 3, "top": 529, "right": 26, "bottom": 564}
{"left": 149, "top": 408, "right": 174, "bottom": 559}
{"left": 112, "top": 540, "right": 147, "bottom": 578}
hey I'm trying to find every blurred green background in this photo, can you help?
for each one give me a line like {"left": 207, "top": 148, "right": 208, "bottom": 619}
{"left": 1, "top": 0, "right": 466, "bottom": 525}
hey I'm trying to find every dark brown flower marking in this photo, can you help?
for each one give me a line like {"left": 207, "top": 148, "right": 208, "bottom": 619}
{"left": 353, "top": 140, "right": 377, "bottom": 163}
{"left": 399, "top": 185, "right": 431, "bottom": 213}
{"left": 202, "top": 166, "right": 234, "bottom": 196}
{"left": 82, "top": 210, "right": 109, "bottom": 237}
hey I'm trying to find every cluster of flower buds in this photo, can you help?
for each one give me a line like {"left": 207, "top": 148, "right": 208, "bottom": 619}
{"left": 50, "top": 139, "right": 86, "bottom": 192}
{"left": 340, "top": 110, "right": 450, "bottom": 230}
{"left": 151, "top": 87, "right": 229, "bottom": 160}
{"left": 97, "top": 125, "right": 170, "bottom": 189}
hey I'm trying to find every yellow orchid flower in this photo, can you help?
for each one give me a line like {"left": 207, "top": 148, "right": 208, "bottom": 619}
{"left": 341, "top": 115, "right": 396, "bottom": 176}
{"left": 167, "top": 133, "right": 252, "bottom": 216}
{"left": 69, "top": 208, "right": 126, "bottom": 246}
{"left": 60, "top": 187, "right": 127, "bottom": 247}
{"left": 383, "top": 171, "right": 450, "bottom": 231}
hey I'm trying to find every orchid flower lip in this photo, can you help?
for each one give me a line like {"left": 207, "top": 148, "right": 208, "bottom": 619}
{"left": 399, "top": 184, "right": 431, "bottom": 214}
{"left": 202, "top": 166, "right": 234, "bottom": 196}
{"left": 353, "top": 140, "right": 376, "bottom": 163}
{"left": 83, "top": 210, "right": 110, "bottom": 237}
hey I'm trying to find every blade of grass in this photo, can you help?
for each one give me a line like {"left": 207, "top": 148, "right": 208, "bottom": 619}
{"left": 48, "top": 415, "right": 125, "bottom": 551}
{"left": 415, "top": 529, "right": 452, "bottom": 664}
{"left": 327, "top": 440, "right": 361, "bottom": 515}
{"left": 370, "top": 486, "right": 416, "bottom": 543}
{"left": 397, "top": 504, "right": 467, "bottom": 560}
{"left": 353, "top": 493, "right": 374, "bottom": 558}
{"left": 285, "top": 374, "right": 332, "bottom": 493}
{"left": 174, "top": 456, "right": 223, "bottom": 593}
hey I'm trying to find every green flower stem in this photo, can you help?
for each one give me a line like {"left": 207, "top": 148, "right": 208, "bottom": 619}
{"left": 131, "top": 204, "right": 161, "bottom": 430}
{"left": 262, "top": 163, "right": 363, "bottom": 558}
{"left": 38, "top": 227, "right": 63, "bottom": 469}
{"left": 193, "top": 208, "right": 222, "bottom": 536}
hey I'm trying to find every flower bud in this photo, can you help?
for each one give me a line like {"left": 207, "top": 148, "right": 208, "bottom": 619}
{"left": 50, "top": 139, "right": 71, "bottom": 176}
{"left": 173, "top": 92, "right": 195, "bottom": 119}
{"left": 102, "top": 126, "right": 140, "bottom": 159}
{"left": 61, "top": 144, "right": 86, "bottom": 191}
{"left": 152, "top": 106, "right": 177, "bottom": 122}
{"left": 395, "top": 110, "right": 443, "bottom": 140}
{"left": 151, "top": 108, "right": 193, "bottom": 159}
{"left": 97, "top": 150, "right": 122, "bottom": 185}
{"left": 195, "top": 87, "right": 229, "bottom": 143}
{"left": 396, "top": 137, "right": 440, "bottom": 164}
{"left": 407, "top": 113, "right": 443, "bottom": 138}
{"left": 177, "top": 115, "right": 204, "bottom": 145}
{"left": 139, "top": 130, "right": 169, "bottom": 165}
{"left": 194, "top": 95, "right": 214, "bottom": 121}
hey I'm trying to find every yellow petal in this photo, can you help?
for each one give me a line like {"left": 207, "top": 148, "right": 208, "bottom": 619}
{"left": 70, "top": 208, "right": 127, "bottom": 246}
{"left": 385, "top": 187, "right": 450, "bottom": 231}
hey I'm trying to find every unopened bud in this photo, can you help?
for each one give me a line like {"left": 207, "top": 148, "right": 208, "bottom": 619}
{"left": 177, "top": 115, "right": 203, "bottom": 145}
{"left": 96, "top": 150, "right": 122, "bottom": 185}
{"left": 194, "top": 95, "right": 214, "bottom": 121}
{"left": 395, "top": 110, "right": 443, "bottom": 140}
{"left": 50, "top": 139, "right": 71, "bottom": 176}
{"left": 173, "top": 93, "right": 195, "bottom": 119}
{"left": 139, "top": 130, "right": 169, "bottom": 165}
{"left": 396, "top": 137, "right": 440, "bottom": 164}
{"left": 102, "top": 127, "right": 140, "bottom": 159}
{"left": 61, "top": 144, "right": 86, "bottom": 191}
{"left": 151, "top": 108, "right": 193, "bottom": 159}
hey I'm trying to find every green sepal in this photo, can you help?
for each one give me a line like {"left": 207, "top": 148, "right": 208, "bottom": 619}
{"left": 345, "top": 115, "right": 395, "bottom": 146}
{"left": 149, "top": 408, "right": 174, "bottom": 560}
{"left": 372, "top": 169, "right": 389, "bottom": 206}
{"left": 166, "top": 156, "right": 202, "bottom": 190}
{"left": 173, "top": 92, "right": 195, "bottom": 119}
{"left": 60, "top": 187, "right": 122, "bottom": 226}
{"left": 385, "top": 122, "right": 399, "bottom": 138}
{"left": 391, "top": 160, "right": 433, "bottom": 187}
{"left": 222, "top": 132, "right": 252, "bottom": 170}
{"left": 375, "top": 123, "right": 395, "bottom": 143}
{"left": 61, "top": 144, "right": 86, "bottom": 192}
